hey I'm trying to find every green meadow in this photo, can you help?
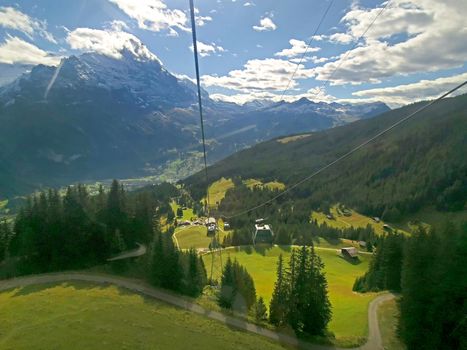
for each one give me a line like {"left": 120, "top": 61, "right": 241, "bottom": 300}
{"left": 0, "top": 282, "right": 288, "bottom": 350}
{"left": 203, "top": 245, "right": 376, "bottom": 345}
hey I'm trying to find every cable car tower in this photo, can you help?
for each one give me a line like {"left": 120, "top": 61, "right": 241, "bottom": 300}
{"left": 189, "top": 0, "right": 223, "bottom": 284}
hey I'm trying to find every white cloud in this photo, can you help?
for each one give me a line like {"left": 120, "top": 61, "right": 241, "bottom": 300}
{"left": 0, "top": 35, "right": 60, "bottom": 65}
{"left": 108, "top": 0, "right": 189, "bottom": 35}
{"left": 210, "top": 86, "right": 334, "bottom": 105}
{"left": 193, "top": 7, "right": 212, "bottom": 26}
{"left": 351, "top": 72, "right": 467, "bottom": 107}
{"left": 244, "top": 2, "right": 255, "bottom": 7}
{"left": 328, "top": 32, "right": 354, "bottom": 44}
{"left": 0, "top": 6, "right": 56, "bottom": 43}
{"left": 108, "top": 19, "right": 129, "bottom": 31}
{"left": 253, "top": 17, "right": 277, "bottom": 32}
{"left": 314, "top": 0, "right": 467, "bottom": 85}
{"left": 275, "top": 39, "right": 320, "bottom": 58}
{"left": 210, "top": 91, "right": 276, "bottom": 104}
{"left": 66, "top": 28, "right": 161, "bottom": 63}
{"left": 190, "top": 41, "right": 225, "bottom": 57}
{"left": 201, "top": 58, "right": 314, "bottom": 92}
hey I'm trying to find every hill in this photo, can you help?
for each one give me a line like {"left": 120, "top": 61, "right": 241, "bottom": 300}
{"left": 185, "top": 94, "right": 467, "bottom": 220}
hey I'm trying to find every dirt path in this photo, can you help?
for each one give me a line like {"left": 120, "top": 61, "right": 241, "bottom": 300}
{"left": 107, "top": 243, "right": 147, "bottom": 261}
{"left": 0, "top": 272, "right": 394, "bottom": 350}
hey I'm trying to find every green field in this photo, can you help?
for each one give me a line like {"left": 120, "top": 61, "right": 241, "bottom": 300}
{"left": 203, "top": 245, "right": 376, "bottom": 345}
{"left": 206, "top": 178, "right": 235, "bottom": 208}
{"left": 276, "top": 134, "right": 312, "bottom": 144}
{"left": 170, "top": 201, "right": 196, "bottom": 221}
{"left": 243, "top": 179, "right": 286, "bottom": 191}
{"left": 0, "top": 282, "right": 287, "bottom": 350}
{"left": 312, "top": 205, "right": 409, "bottom": 236}
{"left": 174, "top": 225, "right": 228, "bottom": 250}
{"left": 377, "top": 298, "right": 406, "bottom": 350}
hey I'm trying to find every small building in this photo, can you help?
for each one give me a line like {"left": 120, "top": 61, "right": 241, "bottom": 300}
{"left": 383, "top": 224, "right": 392, "bottom": 231}
{"left": 255, "top": 218, "right": 265, "bottom": 225}
{"left": 373, "top": 217, "right": 381, "bottom": 223}
{"left": 341, "top": 247, "right": 358, "bottom": 259}
{"left": 326, "top": 214, "right": 333, "bottom": 220}
{"left": 205, "top": 217, "right": 216, "bottom": 226}
{"left": 358, "top": 241, "right": 367, "bottom": 248}
{"left": 223, "top": 222, "right": 230, "bottom": 230}
{"left": 253, "top": 224, "right": 274, "bottom": 244}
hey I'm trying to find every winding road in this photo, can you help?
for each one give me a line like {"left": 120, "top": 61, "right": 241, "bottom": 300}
{"left": 0, "top": 272, "right": 395, "bottom": 350}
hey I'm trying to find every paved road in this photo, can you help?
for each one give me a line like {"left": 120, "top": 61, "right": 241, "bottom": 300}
{"left": 0, "top": 272, "right": 395, "bottom": 350}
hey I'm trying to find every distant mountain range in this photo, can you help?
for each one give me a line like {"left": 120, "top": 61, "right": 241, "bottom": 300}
{"left": 0, "top": 42, "right": 389, "bottom": 198}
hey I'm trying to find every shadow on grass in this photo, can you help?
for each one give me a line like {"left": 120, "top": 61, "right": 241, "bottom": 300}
{"left": 10, "top": 280, "right": 108, "bottom": 298}
{"left": 338, "top": 255, "right": 362, "bottom": 265}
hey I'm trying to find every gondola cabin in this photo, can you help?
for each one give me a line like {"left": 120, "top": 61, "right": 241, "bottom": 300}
{"left": 253, "top": 224, "right": 274, "bottom": 244}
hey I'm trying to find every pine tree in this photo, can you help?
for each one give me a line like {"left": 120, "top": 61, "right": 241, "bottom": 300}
{"left": 219, "top": 257, "right": 235, "bottom": 308}
{"left": 185, "top": 248, "right": 205, "bottom": 296}
{"left": 269, "top": 254, "right": 288, "bottom": 326}
{"left": 254, "top": 297, "right": 268, "bottom": 322}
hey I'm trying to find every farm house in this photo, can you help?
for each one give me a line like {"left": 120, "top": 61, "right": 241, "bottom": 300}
{"left": 341, "top": 247, "right": 358, "bottom": 259}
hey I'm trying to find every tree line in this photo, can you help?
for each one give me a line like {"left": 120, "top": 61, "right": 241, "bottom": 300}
{"left": 354, "top": 223, "right": 466, "bottom": 349}
{"left": 217, "top": 183, "right": 376, "bottom": 248}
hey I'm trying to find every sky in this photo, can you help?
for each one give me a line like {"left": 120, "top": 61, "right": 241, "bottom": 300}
{"left": 0, "top": 0, "right": 466, "bottom": 107}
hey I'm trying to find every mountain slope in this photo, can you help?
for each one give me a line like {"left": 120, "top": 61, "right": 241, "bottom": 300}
{"left": 0, "top": 45, "right": 388, "bottom": 198}
{"left": 185, "top": 94, "right": 467, "bottom": 219}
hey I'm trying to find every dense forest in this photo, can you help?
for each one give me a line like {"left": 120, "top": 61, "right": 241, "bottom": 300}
{"left": 353, "top": 223, "right": 466, "bottom": 349}
{"left": 217, "top": 181, "right": 377, "bottom": 247}
{"left": 185, "top": 94, "right": 467, "bottom": 220}
{"left": 0, "top": 180, "right": 207, "bottom": 297}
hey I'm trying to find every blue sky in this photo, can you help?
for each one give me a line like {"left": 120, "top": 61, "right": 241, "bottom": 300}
{"left": 0, "top": 0, "right": 466, "bottom": 106}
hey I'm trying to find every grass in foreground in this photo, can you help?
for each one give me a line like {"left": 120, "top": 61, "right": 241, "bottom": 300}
{"left": 0, "top": 282, "right": 288, "bottom": 350}
{"left": 203, "top": 245, "right": 376, "bottom": 346}
{"left": 377, "top": 298, "right": 406, "bottom": 350}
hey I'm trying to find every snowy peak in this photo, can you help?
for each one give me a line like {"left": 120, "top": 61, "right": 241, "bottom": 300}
{"left": 1, "top": 50, "right": 197, "bottom": 109}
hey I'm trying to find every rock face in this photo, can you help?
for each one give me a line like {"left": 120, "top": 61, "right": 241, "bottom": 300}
{"left": 0, "top": 46, "right": 389, "bottom": 197}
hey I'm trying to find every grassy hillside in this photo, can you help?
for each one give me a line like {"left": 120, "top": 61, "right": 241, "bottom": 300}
{"left": 0, "top": 282, "right": 288, "bottom": 350}
{"left": 185, "top": 94, "right": 467, "bottom": 221}
{"left": 204, "top": 246, "right": 376, "bottom": 345}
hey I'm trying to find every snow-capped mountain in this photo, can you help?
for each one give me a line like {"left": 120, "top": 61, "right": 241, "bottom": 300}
{"left": 0, "top": 46, "right": 389, "bottom": 198}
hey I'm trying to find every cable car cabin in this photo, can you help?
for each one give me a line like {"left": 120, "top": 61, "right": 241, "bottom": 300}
{"left": 253, "top": 224, "right": 274, "bottom": 245}
{"left": 207, "top": 223, "right": 217, "bottom": 235}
